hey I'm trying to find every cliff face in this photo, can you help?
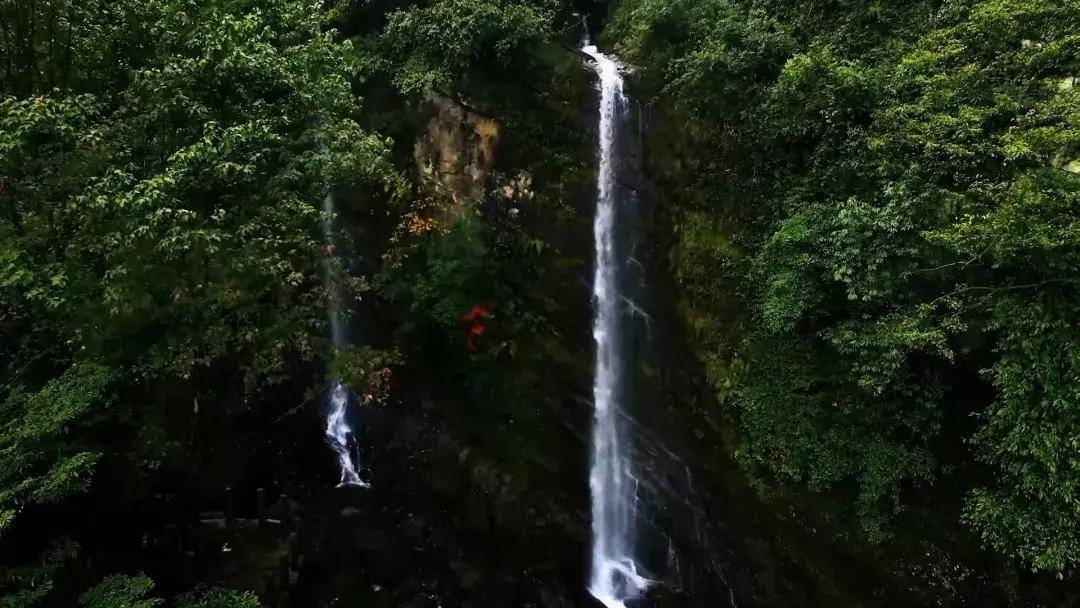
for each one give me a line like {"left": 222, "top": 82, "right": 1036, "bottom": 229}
{"left": 414, "top": 93, "right": 501, "bottom": 211}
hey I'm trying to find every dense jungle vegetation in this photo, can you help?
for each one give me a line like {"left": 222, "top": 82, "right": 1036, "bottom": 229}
{"left": 1, "top": 0, "right": 1078, "bottom": 605}
{"left": 606, "top": 0, "right": 1080, "bottom": 578}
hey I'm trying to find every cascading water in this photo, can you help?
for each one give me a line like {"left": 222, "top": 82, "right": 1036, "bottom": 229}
{"left": 322, "top": 194, "right": 369, "bottom": 488}
{"left": 583, "top": 42, "right": 651, "bottom": 608}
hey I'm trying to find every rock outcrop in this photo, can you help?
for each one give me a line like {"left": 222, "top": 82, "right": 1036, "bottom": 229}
{"left": 414, "top": 93, "right": 501, "bottom": 213}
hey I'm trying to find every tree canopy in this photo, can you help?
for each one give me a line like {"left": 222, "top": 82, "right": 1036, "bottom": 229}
{"left": 1, "top": 0, "right": 398, "bottom": 598}
{"left": 609, "top": 0, "right": 1080, "bottom": 573}
{"left": 3, "top": 0, "right": 1080, "bottom": 603}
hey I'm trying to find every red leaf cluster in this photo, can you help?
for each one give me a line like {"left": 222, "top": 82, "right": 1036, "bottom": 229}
{"left": 461, "top": 305, "right": 492, "bottom": 351}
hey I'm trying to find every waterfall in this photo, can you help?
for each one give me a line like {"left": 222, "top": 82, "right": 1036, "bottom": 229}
{"left": 583, "top": 43, "right": 651, "bottom": 608}
{"left": 322, "top": 194, "right": 369, "bottom": 488}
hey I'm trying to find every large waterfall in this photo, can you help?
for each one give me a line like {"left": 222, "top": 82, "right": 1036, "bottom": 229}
{"left": 583, "top": 43, "right": 651, "bottom": 608}
{"left": 322, "top": 194, "right": 369, "bottom": 488}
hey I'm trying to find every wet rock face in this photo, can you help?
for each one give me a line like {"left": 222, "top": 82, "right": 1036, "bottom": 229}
{"left": 414, "top": 93, "right": 501, "bottom": 211}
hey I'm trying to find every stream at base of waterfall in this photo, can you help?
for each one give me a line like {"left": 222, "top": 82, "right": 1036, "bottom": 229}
{"left": 583, "top": 43, "right": 652, "bottom": 608}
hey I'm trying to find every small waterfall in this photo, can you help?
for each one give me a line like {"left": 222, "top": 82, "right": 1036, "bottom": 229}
{"left": 583, "top": 43, "right": 651, "bottom": 607}
{"left": 322, "top": 194, "right": 369, "bottom": 488}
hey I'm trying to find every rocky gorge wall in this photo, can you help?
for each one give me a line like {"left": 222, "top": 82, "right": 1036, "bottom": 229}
{"left": 413, "top": 93, "right": 502, "bottom": 212}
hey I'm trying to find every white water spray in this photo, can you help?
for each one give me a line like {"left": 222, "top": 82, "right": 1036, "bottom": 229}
{"left": 583, "top": 43, "right": 651, "bottom": 608}
{"left": 322, "top": 194, "right": 369, "bottom": 488}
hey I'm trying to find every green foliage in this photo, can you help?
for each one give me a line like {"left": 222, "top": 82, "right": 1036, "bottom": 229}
{"left": 0, "top": 364, "right": 111, "bottom": 535}
{"left": 0, "top": 0, "right": 399, "bottom": 599}
{"left": 78, "top": 577, "right": 256, "bottom": 608}
{"left": 0, "top": 539, "right": 79, "bottom": 607}
{"left": 175, "top": 587, "right": 259, "bottom": 608}
{"left": 609, "top": 0, "right": 792, "bottom": 119}
{"left": 1, "top": 0, "right": 398, "bottom": 385}
{"left": 0, "top": 0, "right": 397, "bottom": 452}
{"left": 611, "top": 0, "right": 1080, "bottom": 572}
{"left": 965, "top": 296, "right": 1080, "bottom": 573}
{"left": 0, "top": 1, "right": 136, "bottom": 95}
{"left": 379, "top": 0, "right": 553, "bottom": 94}
{"left": 379, "top": 208, "right": 496, "bottom": 329}
{"left": 333, "top": 346, "right": 404, "bottom": 405}
{"left": 79, "top": 574, "right": 158, "bottom": 608}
